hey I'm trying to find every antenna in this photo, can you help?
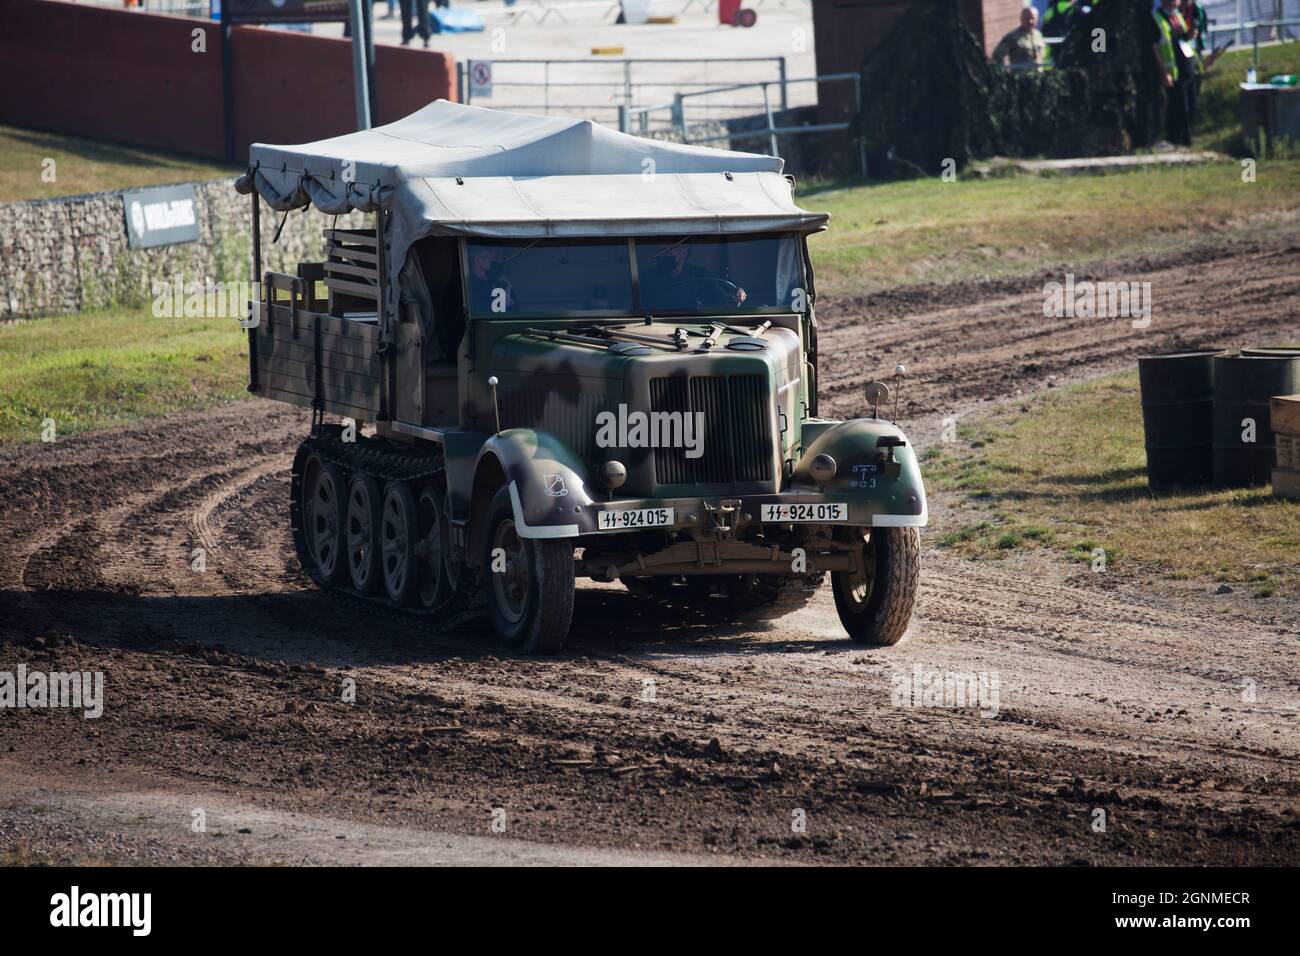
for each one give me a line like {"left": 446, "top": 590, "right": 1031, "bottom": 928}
{"left": 892, "top": 364, "right": 905, "bottom": 423}
{"left": 488, "top": 376, "right": 501, "bottom": 435}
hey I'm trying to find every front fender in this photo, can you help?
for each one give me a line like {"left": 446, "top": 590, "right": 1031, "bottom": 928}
{"left": 476, "top": 428, "right": 594, "bottom": 539}
{"left": 792, "top": 419, "right": 928, "bottom": 526}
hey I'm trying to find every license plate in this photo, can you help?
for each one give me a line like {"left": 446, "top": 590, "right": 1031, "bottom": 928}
{"left": 598, "top": 507, "right": 675, "bottom": 530}
{"left": 761, "top": 502, "right": 848, "bottom": 523}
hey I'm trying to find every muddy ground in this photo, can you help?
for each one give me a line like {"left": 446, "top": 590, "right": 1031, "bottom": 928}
{"left": 2, "top": 237, "right": 1299, "bottom": 865}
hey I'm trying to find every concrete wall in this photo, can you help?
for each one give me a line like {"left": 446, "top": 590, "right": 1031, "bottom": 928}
{"left": 0, "top": 180, "right": 364, "bottom": 319}
{"left": 1, "top": 0, "right": 457, "bottom": 161}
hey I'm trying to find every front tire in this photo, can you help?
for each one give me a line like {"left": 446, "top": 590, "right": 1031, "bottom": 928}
{"left": 483, "top": 486, "right": 574, "bottom": 653}
{"left": 832, "top": 527, "right": 919, "bottom": 646}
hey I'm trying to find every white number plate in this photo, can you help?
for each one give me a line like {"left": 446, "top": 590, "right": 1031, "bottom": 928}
{"left": 761, "top": 502, "right": 848, "bottom": 523}
{"left": 598, "top": 507, "right": 675, "bottom": 530}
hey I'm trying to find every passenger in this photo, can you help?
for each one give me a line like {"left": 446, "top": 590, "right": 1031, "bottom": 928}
{"left": 992, "top": 6, "right": 1045, "bottom": 72}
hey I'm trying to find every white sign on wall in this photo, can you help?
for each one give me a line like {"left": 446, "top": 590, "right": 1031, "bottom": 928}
{"left": 469, "top": 60, "right": 493, "bottom": 98}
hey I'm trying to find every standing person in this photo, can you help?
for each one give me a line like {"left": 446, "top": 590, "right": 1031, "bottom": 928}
{"left": 383, "top": 0, "right": 396, "bottom": 20}
{"left": 1149, "top": 0, "right": 1193, "bottom": 145}
{"left": 1041, "top": 0, "right": 1077, "bottom": 63}
{"left": 1181, "top": 0, "right": 1210, "bottom": 130}
{"left": 992, "top": 6, "right": 1046, "bottom": 71}
{"left": 400, "top": 0, "right": 431, "bottom": 48}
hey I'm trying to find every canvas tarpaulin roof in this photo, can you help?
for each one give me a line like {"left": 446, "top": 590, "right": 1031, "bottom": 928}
{"left": 235, "top": 100, "right": 827, "bottom": 254}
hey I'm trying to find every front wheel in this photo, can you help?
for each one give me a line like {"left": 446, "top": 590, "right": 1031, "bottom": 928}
{"left": 483, "top": 486, "right": 574, "bottom": 653}
{"left": 832, "top": 527, "right": 919, "bottom": 646}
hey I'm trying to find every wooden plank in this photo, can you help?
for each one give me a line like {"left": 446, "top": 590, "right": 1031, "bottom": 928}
{"left": 324, "top": 260, "right": 379, "bottom": 280}
{"left": 328, "top": 246, "right": 378, "bottom": 264}
{"left": 323, "top": 276, "right": 381, "bottom": 300}
{"left": 323, "top": 228, "right": 377, "bottom": 247}
{"left": 257, "top": 384, "right": 377, "bottom": 423}
{"left": 258, "top": 336, "right": 380, "bottom": 375}
{"left": 257, "top": 365, "right": 381, "bottom": 413}
{"left": 1270, "top": 394, "right": 1300, "bottom": 438}
{"left": 259, "top": 353, "right": 381, "bottom": 393}
{"left": 260, "top": 307, "right": 381, "bottom": 347}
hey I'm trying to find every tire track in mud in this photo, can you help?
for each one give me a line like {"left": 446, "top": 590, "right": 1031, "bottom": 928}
{"left": 2, "top": 239, "right": 1299, "bottom": 864}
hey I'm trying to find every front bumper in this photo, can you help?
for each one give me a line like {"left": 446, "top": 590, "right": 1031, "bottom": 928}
{"left": 510, "top": 480, "right": 927, "bottom": 539}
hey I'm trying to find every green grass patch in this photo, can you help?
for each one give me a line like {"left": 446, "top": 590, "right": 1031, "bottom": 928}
{"left": 0, "top": 307, "right": 248, "bottom": 443}
{"left": 0, "top": 125, "right": 236, "bottom": 203}
{"left": 800, "top": 159, "right": 1300, "bottom": 295}
{"left": 1200, "top": 42, "right": 1300, "bottom": 155}
{"left": 926, "top": 372, "right": 1300, "bottom": 590}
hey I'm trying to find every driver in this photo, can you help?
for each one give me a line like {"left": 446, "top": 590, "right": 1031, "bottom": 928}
{"left": 651, "top": 243, "right": 747, "bottom": 309}
{"left": 469, "top": 247, "right": 515, "bottom": 314}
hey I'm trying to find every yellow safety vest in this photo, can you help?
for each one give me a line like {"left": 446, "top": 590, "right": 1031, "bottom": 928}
{"left": 1154, "top": 11, "right": 1179, "bottom": 83}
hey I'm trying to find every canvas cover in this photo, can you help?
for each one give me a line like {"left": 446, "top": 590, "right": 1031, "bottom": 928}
{"left": 237, "top": 99, "right": 826, "bottom": 249}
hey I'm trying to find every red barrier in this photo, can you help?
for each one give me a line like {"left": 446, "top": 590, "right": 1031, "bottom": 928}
{"left": 0, "top": 0, "right": 457, "bottom": 162}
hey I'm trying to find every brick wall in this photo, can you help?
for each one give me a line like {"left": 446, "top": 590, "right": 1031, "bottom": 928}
{"left": 1, "top": 0, "right": 457, "bottom": 162}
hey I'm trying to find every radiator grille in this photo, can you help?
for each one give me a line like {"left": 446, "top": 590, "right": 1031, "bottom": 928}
{"left": 649, "top": 374, "right": 772, "bottom": 485}
{"left": 500, "top": 388, "right": 606, "bottom": 462}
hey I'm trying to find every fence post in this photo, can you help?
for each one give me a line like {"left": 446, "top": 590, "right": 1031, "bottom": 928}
{"left": 762, "top": 83, "right": 778, "bottom": 158}
{"left": 778, "top": 56, "right": 788, "bottom": 113}
{"left": 619, "top": 104, "right": 629, "bottom": 134}
{"left": 673, "top": 92, "right": 687, "bottom": 143}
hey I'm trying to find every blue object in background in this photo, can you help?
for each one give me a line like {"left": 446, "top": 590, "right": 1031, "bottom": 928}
{"left": 431, "top": 6, "right": 486, "bottom": 33}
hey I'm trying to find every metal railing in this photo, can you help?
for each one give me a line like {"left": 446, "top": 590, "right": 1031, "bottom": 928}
{"left": 620, "top": 72, "right": 864, "bottom": 171}
{"left": 457, "top": 56, "right": 793, "bottom": 128}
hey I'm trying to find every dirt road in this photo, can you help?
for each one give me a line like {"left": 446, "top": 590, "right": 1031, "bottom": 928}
{"left": 3, "top": 238, "right": 1299, "bottom": 865}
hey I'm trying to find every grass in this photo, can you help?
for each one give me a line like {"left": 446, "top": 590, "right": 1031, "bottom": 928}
{"left": 0, "top": 125, "right": 235, "bottom": 203}
{"left": 0, "top": 307, "right": 249, "bottom": 444}
{"left": 923, "top": 373, "right": 1300, "bottom": 593}
{"left": 1200, "top": 41, "right": 1300, "bottom": 155}
{"left": 801, "top": 159, "right": 1300, "bottom": 294}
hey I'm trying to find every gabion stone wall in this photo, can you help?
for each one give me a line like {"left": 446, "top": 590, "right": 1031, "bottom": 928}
{"left": 0, "top": 178, "right": 366, "bottom": 320}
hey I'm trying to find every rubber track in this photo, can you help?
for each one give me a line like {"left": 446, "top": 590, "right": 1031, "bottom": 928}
{"left": 292, "top": 426, "right": 480, "bottom": 630}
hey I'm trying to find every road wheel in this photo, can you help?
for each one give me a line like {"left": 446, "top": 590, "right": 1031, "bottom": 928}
{"left": 832, "top": 527, "right": 919, "bottom": 645}
{"left": 345, "top": 473, "right": 383, "bottom": 595}
{"left": 483, "top": 486, "right": 574, "bottom": 653}
{"left": 302, "top": 453, "right": 347, "bottom": 585}
{"left": 380, "top": 480, "right": 420, "bottom": 607}
{"left": 416, "top": 484, "right": 452, "bottom": 610}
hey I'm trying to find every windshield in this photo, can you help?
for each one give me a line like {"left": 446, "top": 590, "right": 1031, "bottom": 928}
{"left": 636, "top": 235, "right": 803, "bottom": 315}
{"left": 464, "top": 234, "right": 804, "bottom": 318}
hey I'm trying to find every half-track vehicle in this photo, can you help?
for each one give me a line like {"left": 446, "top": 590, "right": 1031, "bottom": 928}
{"left": 235, "top": 101, "right": 926, "bottom": 651}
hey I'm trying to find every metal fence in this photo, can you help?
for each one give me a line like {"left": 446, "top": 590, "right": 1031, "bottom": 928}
{"left": 621, "top": 72, "right": 864, "bottom": 170}
{"left": 457, "top": 56, "right": 801, "bottom": 129}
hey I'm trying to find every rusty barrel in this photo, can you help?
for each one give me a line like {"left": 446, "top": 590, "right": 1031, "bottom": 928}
{"left": 1138, "top": 349, "right": 1220, "bottom": 491}
{"left": 1212, "top": 353, "right": 1300, "bottom": 487}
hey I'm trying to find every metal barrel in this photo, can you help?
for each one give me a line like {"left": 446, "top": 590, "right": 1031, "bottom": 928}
{"left": 1138, "top": 349, "right": 1220, "bottom": 491}
{"left": 1241, "top": 346, "right": 1300, "bottom": 357}
{"left": 1212, "top": 353, "right": 1300, "bottom": 488}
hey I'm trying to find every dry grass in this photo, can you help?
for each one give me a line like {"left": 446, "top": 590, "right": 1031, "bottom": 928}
{"left": 924, "top": 372, "right": 1300, "bottom": 595}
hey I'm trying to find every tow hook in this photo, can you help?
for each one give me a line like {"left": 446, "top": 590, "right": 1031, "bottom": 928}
{"left": 704, "top": 498, "right": 744, "bottom": 536}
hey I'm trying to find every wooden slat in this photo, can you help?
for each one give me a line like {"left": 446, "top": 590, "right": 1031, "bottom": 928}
{"left": 261, "top": 306, "right": 381, "bottom": 346}
{"left": 323, "top": 276, "right": 381, "bottom": 300}
{"left": 328, "top": 246, "right": 378, "bottom": 264}
{"left": 323, "top": 228, "right": 377, "bottom": 247}
{"left": 324, "top": 260, "right": 379, "bottom": 280}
